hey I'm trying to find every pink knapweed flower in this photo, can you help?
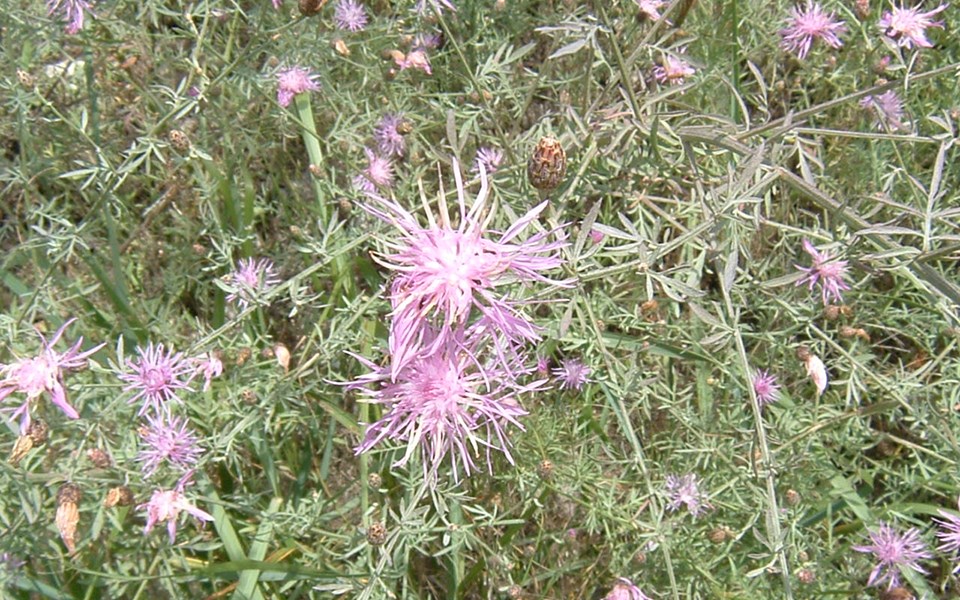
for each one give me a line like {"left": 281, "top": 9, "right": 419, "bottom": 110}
{"left": 276, "top": 67, "right": 320, "bottom": 108}
{"left": 795, "top": 238, "right": 850, "bottom": 304}
{"left": 0, "top": 319, "right": 103, "bottom": 433}
{"left": 351, "top": 330, "right": 538, "bottom": 482}
{"left": 47, "top": 0, "right": 93, "bottom": 34}
{"left": 374, "top": 113, "right": 406, "bottom": 157}
{"left": 605, "top": 578, "right": 652, "bottom": 600}
{"left": 634, "top": 0, "right": 667, "bottom": 21}
{"left": 860, "top": 90, "right": 906, "bottom": 130}
{"left": 361, "top": 159, "right": 568, "bottom": 378}
{"left": 137, "top": 413, "right": 203, "bottom": 477}
{"left": 778, "top": 3, "right": 847, "bottom": 59}
{"left": 119, "top": 343, "right": 194, "bottom": 416}
{"left": 935, "top": 498, "right": 960, "bottom": 574}
{"left": 334, "top": 0, "right": 368, "bottom": 31}
{"left": 752, "top": 369, "right": 781, "bottom": 407}
{"left": 589, "top": 228, "right": 605, "bottom": 244}
{"left": 354, "top": 147, "right": 394, "bottom": 193}
{"left": 194, "top": 352, "right": 223, "bottom": 392}
{"left": 396, "top": 48, "right": 432, "bottom": 74}
{"left": 139, "top": 471, "right": 213, "bottom": 543}
{"left": 653, "top": 54, "right": 696, "bottom": 85}
{"left": 553, "top": 358, "right": 591, "bottom": 391}
{"left": 225, "top": 258, "right": 281, "bottom": 309}
{"left": 665, "top": 473, "right": 711, "bottom": 518}
{"left": 853, "top": 521, "right": 932, "bottom": 589}
{"left": 472, "top": 147, "right": 504, "bottom": 175}
{"left": 879, "top": 2, "right": 948, "bottom": 48}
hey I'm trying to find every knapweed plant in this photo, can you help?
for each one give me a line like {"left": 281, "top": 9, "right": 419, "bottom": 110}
{"left": 2, "top": 0, "right": 960, "bottom": 597}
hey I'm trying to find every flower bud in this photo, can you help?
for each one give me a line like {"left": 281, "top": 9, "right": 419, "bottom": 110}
{"left": 527, "top": 137, "right": 567, "bottom": 191}
{"left": 104, "top": 486, "right": 135, "bottom": 508}
{"left": 366, "top": 522, "right": 387, "bottom": 546}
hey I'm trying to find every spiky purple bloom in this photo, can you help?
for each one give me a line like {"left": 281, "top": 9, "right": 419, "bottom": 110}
{"left": 553, "top": 358, "right": 591, "bottom": 391}
{"left": 778, "top": 3, "right": 847, "bottom": 59}
{"left": 354, "top": 147, "right": 395, "bottom": 193}
{"left": 795, "top": 239, "right": 851, "bottom": 304}
{"left": 935, "top": 499, "right": 960, "bottom": 574}
{"left": 604, "top": 578, "right": 652, "bottom": 600}
{"left": 374, "top": 113, "right": 406, "bottom": 157}
{"left": 139, "top": 471, "right": 213, "bottom": 543}
{"left": 194, "top": 352, "right": 223, "bottom": 392}
{"left": 879, "top": 3, "right": 948, "bottom": 48}
{"left": 46, "top": 0, "right": 93, "bottom": 34}
{"left": 0, "top": 319, "right": 103, "bottom": 433}
{"left": 225, "top": 258, "right": 281, "bottom": 309}
{"left": 860, "top": 90, "right": 906, "bottom": 131}
{"left": 853, "top": 521, "right": 932, "bottom": 589}
{"left": 472, "top": 147, "right": 504, "bottom": 175}
{"left": 634, "top": 0, "right": 667, "bottom": 21}
{"left": 119, "top": 343, "right": 194, "bottom": 416}
{"left": 352, "top": 330, "right": 539, "bottom": 482}
{"left": 334, "top": 0, "right": 368, "bottom": 31}
{"left": 415, "top": 0, "right": 456, "bottom": 15}
{"left": 276, "top": 67, "right": 320, "bottom": 108}
{"left": 653, "top": 54, "right": 696, "bottom": 85}
{"left": 137, "top": 413, "right": 203, "bottom": 477}
{"left": 752, "top": 369, "right": 781, "bottom": 407}
{"left": 361, "top": 159, "right": 568, "bottom": 378}
{"left": 665, "top": 473, "right": 711, "bottom": 518}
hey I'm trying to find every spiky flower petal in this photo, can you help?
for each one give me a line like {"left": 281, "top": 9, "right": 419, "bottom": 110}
{"left": 779, "top": 3, "right": 847, "bottom": 59}
{"left": 853, "top": 522, "right": 931, "bottom": 589}
{"left": 795, "top": 238, "right": 851, "bottom": 304}
{"left": 879, "top": 3, "right": 947, "bottom": 49}
{"left": 119, "top": 343, "right": 194, "bottom": 416}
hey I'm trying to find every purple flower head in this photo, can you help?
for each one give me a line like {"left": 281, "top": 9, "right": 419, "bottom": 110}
{"left": 46, "top": 0, "right": 93, "bottom": 34}
{"left": 665, "top": 473, "right": 711, "bottom": 518}
{"left": 552, "top": 358, "right": 591, "bottom": 391}
{"left": 752, "top": 369, "right": 781, "bottom": 408}
{"left": 361, "top": 158, "right": 569, "bottom": 379}
{"left": 374, "top": 113, "right": 407, "bottom": 157}
{"left": 0, "top": 318, "right": 103, "bottom": 433}
{"left": 193, "top": 352, "right": 223, "bottom": 392}
{"left": 137, "top": 413, "right": 203, "bottom": 477}
{"left": 935, "top": 499, "right": 960, "bottom": 574}
{"left": 860, "top": 90, "right": 906, "bottom": 131}
{"left": 634, "top": 0, "right": 667, "bottom": 21}
{"left": 334, "top": 0, "right": 368, "bottom": 31}
{"left": 795, "top": 239, "right": 851, "bottom": 304}
{"left": 119, "top": 343, "right": 194, "bottom": 416}
{"left": 472, "top": 147, "right": 504, "bottom": 175}
{"left": 879, "top": 3, "right": 948, "bottom": 48}
{"left": 653, "top": 54, "right": 696, "bottom": 85}
{"left": 605, "top": 578, "right": 652, "bottom": 600}
{"left": 536, "top": 355, "right": 550, "bottom": 377}
{"left": 225, "top": 257, "right": 281, "bottom": 309}
{"left": 853, "top": 521, "right": 931, "bottom": 589}
{"left": 276, "top": 67, "right": 320, "bottom": 108}
{"left": 415, "top": 0, "right": 456, "bottom": 15}
{"left": 352, "top": 330, "right": 539, "bottom": 483}
{"left": 778, "top": 3, "right": 847, "bottom": 59}
{"left": 356, "top": 147, "right": 395, "bottom": 192}
{"left": 138, "top": 471, "right": 213, "bottom": 543}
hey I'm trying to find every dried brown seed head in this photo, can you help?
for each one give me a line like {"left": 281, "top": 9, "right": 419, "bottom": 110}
{"left": 527, "top": 137, "right": 567, "bottom": 191}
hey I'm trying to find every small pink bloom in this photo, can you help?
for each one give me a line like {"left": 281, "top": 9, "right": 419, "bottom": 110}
{"left": 795, "top": 238, "right": 851, "bottom": 304}
{"left": 396, "top": 49, "right": 432, "bottom": 74}
{"left": 804, "top": 353, "right": 828, "bottom": 396}
{"left": 374, "top": 113, "right": 406, "bottom": 157}
{"left": 0, "top": 319, "right": 103, "bottom": 432}
{"left": 879, "top": 2, "right": 948, "bottom": 49}
{"left": 46, "top": 0, "right": 94, "bottom": 34}
{"left": 752, "top": 369, "right": 781, "bottom": 407}
{"left": 665, "top": 473, "right": 711, "bottom": 518}
{"left": 605, "top": 577, "right": 652, "bottom": 600}
{"left": 276, "top": 67, "right": 320, "bottom": 108}
{"left": 225, "top": 258, "right": 281, "bottom": 309}
{"left": 854, "top": 521, "right": 932, "bottom": 589}
{"left": 935, "top": 497, "right": 960, "bottom": 574}
{"left": 136, "top": 413, "right": 203, "bottom": 477}
{"left": 139, "top": 471, "right": 213, "bottom": 543}
{"left": 472, "top": 147, "right": 504, "bottom": 175}
{"left": 334, "top": 0, "right": 368, "bottom": 31}
{"left": 194, "top": 352, "right": 223, "bottom": 392}
{"left": 589, "top": 228, "right": 605, "bottom": 244}
{"left": 119, "top": 343, "right": 194, "bottom": 416}
{"left": 552, "top": 358, "right": 590, "bottom": 391}
{"left": 653, "top": 54, "right": 696, "bottom": 85}
{"left": 860, "top": 90, "right": 906, "bottom": 131}
{"left": 778, "top": 2, "right": 847, "bottom": 59}
{"left": 357, "top": 147, "right": 394, "bottom": 191}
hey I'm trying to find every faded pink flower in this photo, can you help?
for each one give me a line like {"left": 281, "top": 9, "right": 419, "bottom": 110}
{"left": 779, "top": 3, "right": 847, "bottom": 59}
{"left": 354, "top": 147, "right": 394, "bottom": 193}
{"left": 665, "top": 473, "right": 711, "bottom": 518}
{"left": 374, "top": 113, "right": 407, "bottom": 157}
{"left": 226, "top": 257, "right": 281, "bottom": 309}
{"left": 935, "top": 498, "right": 960, "bottom": 574}
{"left": 553, "top": 358, "right": 591, "bottom": 391}
{"left": 139, "top": 471, "right": 213, "bottom": 543}
{"left": 653, "top": 54, "right": 695, "bottom": 85}
{"left": 0, "top": 319, "right": 103, "bottom": 433}
{"left": 276, "top": 67, "right": 320, "bottom": 108}
{"left": 879, "top": 2, "right": 947, "bottom": 48}
{"left": 351, "top": 329, "right": 539, "bottom": 483}
{"left": 136, "top": 413, "right": 203, "bottom": 477}
{"left": 752, "top": 369, "right": 781, "bottom": 407}
{"left": 605, "top": 578, "right": 652, "bottom": 600}
{"left": 634, "top": 0, "right": 666, "bottom": 21}
{"left": 795, "top": 238, "right": 851, "bottom": 304}
{"left": 46, "top": 0, "right": 93, "bottom": 34}
{"left": 194, "top": 352, "right": 223, "bottom": 392}
{"left": 360, "top": 159, "right": 568, "bottom": 379}
{"left": 860, "top": 90, "right": 906, "bottom": 130}
{"left": 804, "top": 353, "right": 828, "bottom": 396}
{"left": 854, "top": 521, "right": 932, "bottom": 589}
{"left": 334, "top": 0, "right": 368, "bottom": 31}
{"left": 119, "top": 343, "right": 194, "bottom": 416}
{"left": 473, "top": 147, "right": 504, "bottom": 175}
